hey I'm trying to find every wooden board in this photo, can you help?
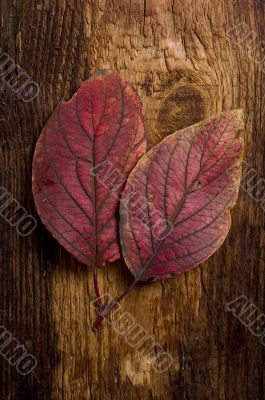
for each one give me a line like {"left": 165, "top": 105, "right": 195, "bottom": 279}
{"left": 1, "top": 1, "right": 265, "bottom": 399}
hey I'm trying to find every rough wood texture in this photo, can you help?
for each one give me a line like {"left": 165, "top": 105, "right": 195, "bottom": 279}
{"left": 1, "top": 1, "right": 265, "bottom": 399}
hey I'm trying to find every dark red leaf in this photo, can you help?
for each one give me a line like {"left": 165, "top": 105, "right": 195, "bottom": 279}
{"left": 32, "top": 71, "right": 146, "bottom": 266}
{"left": 119, "top": 110, "right": 244, "bottom": 281}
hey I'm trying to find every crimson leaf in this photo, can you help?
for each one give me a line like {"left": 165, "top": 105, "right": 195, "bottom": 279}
{"left": 32, "top": 71, "right": 146, "bottom": 266}
{"left": 119, "top": 110, "right": 244, "bottom": 281}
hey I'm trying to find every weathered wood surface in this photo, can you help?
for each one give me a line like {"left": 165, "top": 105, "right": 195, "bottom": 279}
{"left": 0, "top": 0, "right": 265, "bottom": 399}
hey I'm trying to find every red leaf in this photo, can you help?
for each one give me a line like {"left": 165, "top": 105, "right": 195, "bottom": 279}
{"left": 120, "top": 110, "right": 244, "bottom": 281}
{"left": 32, "top": 71, "right": 146, "bottom": 265}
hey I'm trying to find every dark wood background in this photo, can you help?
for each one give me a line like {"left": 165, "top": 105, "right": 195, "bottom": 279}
{"left": 1, "top": 1, "right": 265, "bottom": 399}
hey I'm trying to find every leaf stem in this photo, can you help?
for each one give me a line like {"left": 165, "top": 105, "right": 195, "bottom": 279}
{"left": 93, "top": 278, "right": 138, "bottom": 329}
{"left": 94, "top": 218, "right": 176, "bottom": 327}
{"left": 93, "top": 263, "right": 102, "bottom": 309}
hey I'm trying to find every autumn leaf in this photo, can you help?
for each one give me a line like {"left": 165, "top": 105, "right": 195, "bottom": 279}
{"left": 32, "top": 71, "right": 146, "bottom": 267}
{"left": 119, "top": 110, "right": 244, "bottom": 281}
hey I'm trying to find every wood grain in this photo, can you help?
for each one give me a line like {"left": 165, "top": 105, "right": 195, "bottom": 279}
{"left": 0, "top": 1, "right": 265, "bottom": 399}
